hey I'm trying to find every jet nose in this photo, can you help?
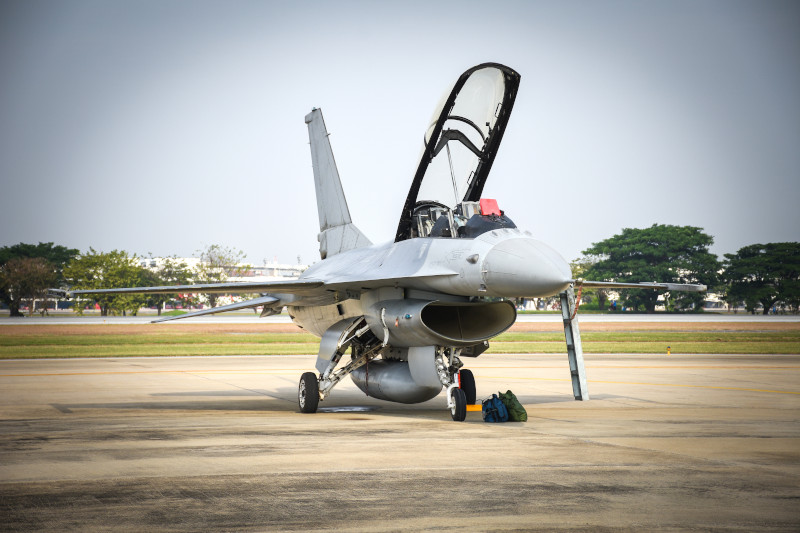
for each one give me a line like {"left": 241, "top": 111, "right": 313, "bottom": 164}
{"left": 482, "top": 238, "right": 572, "bottom": 297}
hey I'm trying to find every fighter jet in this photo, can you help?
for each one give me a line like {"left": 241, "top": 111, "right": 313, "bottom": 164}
{"left": 52, "top": 63, "right": 705, "bottom": 421}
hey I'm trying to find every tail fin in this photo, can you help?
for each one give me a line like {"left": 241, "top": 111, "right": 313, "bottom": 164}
{"left": 305, "top": 108, "right": 371, "bottom": 259}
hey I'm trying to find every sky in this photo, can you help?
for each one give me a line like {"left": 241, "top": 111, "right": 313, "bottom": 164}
{"left": 1, "top": 0, "right": 798, "bottom": 267}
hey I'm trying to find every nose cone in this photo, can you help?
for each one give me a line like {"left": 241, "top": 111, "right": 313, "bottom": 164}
{"left": 483, "top": 238, "right": 572, "bottom": 297}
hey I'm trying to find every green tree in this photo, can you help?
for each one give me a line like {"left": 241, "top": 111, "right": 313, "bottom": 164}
{"left": 0, "top": 242, "right": 78, "bottom": 316}
{"left": 571, "top": 256, "right": 607, "bottom": 310}
{"left": 723, "top": 243, "right": 800, "bottom": 315}
{"left": 193, "top": 244, "right": 248, "bottom": 308}
{"left": 582, "top": 224, "right": 719, "bottom": 312}
{"left": 0, "top": 257, "right": 57, "bottom": 316}
{"left": 141, "top": 256, "right": 194, "bottom": 316}
{"left": 64, "top": 249, "right": 148, "bottom": 316}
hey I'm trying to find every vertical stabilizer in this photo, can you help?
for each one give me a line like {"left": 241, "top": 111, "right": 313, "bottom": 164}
{"left": 305, "top": 108, "right": 371, "bottom": 259}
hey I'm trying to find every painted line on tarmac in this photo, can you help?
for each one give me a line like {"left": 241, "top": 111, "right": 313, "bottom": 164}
{"left": 482, "top": 365, "right": 800, "bottom": 370}
{"left": 479, "top": 375, "right": 800, "bottom": 395}
{"left": 0, "top": 369, "right": 307, "bottom": 377}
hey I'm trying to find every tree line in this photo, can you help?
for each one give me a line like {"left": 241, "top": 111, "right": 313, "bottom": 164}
{"left": 0, "top": 243, "right": 247, "bottom": 317}
{"left": 1, "top": 226, "right": 798, "bottom": 316}
{"left": 575, "top": 224, "right": 799, "bottom": 314}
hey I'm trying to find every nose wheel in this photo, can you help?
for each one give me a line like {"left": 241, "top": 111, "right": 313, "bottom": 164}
{"left": 450, "top": 387, "right": 467, "bottom": 421}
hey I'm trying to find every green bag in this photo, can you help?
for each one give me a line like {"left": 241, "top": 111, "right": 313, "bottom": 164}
{"left": 498, "top": 390, "right": 527, "bottom": 422}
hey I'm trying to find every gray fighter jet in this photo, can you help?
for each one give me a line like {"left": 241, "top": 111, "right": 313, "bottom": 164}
{"left": 52, "top": 63, "right": 705, "bottom": 421}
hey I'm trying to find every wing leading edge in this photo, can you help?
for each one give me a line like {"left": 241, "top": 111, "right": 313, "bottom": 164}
{"left": 574, "top": 280, "right": 707, "bottom": 292}
{"left": 50, "top": 279, "right": 324, "bottom": 297}
{"left": 48, "top": 279, "right": 326, "bottom": 324}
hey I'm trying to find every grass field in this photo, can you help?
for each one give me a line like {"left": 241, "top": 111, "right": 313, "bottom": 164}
{"left": 1, "top": 322, "right": 799, "bottom": 358}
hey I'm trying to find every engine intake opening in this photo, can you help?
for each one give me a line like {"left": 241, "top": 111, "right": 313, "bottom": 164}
{"left": 420, "top": 300, "right": 516, "bottom": 343}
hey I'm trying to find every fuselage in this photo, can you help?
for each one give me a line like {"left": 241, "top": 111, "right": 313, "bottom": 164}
{"left": 289, "top": 227, "right": 571, "bottom": 337}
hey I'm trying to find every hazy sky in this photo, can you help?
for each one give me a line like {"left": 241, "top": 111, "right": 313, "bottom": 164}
{"left": 1, "top": 0, "right": 798, "bottom": 266}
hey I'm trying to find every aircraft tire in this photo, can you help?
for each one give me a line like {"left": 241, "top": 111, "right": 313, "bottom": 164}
{"left": 450, "top": 387, "right": 467, "bottom": 422}
{"left": 298, "top": 372, "right": 319, "bottom": 413}
{"left": 459, "top": 369, "right": 476, "bottom": 404}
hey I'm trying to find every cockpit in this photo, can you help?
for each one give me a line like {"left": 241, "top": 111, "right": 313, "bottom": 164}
{"left": 411, "top": 198, "right": 517, "bottom": 239}
{"left": 395, "top": 63, "right": 521, "bottom": 242}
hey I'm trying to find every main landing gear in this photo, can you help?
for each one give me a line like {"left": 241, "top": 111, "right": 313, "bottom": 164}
{"left": 459, "top": 368, "right": 476, "bottom": 404}
{"left": 298, "top": 372, "right": 319, "bottom": 414}
{"left": 297, "top": 341, "right": 478, "bottom": 422}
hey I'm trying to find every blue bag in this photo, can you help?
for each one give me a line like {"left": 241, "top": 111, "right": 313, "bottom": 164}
{"left": 482, "top": 394, "right": 509, "bottom": 423}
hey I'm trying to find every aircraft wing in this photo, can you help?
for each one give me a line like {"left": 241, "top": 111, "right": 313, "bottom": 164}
{"left": 49, "top": 279, "right": 324, "bottom": 298}
{"left": 575, "top": 280, "right": 707, "bottom": 292}
{"left": 48, "top": 279, "right": 328, "bottom": 324}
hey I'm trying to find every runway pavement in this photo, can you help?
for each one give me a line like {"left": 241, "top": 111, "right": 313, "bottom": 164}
{"left": 1, "top": 352, "right": 799, "bottom": 531}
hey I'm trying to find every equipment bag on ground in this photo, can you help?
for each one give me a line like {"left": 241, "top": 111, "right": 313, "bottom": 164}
{"left": 482, "top": 394, "right": 509, "bottom": 422}
{"left": 498, "top": 390, "right": 527, "bottom": 422}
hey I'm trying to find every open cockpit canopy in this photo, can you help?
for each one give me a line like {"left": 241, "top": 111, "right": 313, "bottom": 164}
{"left": 395, "top": 63, "right": 520, "bottom": 242}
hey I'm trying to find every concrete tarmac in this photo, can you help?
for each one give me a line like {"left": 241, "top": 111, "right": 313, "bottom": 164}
{"left": 1, "top": 353, "right": 799, "bottom": 531}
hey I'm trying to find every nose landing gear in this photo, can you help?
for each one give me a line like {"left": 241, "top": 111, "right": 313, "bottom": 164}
{"left": 449, "top": 387, "right": 467, "bottom": 421}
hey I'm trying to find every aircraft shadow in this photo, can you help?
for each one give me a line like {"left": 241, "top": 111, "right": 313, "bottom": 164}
{"left": 50, "top": 388, "right": 587, "bottom": 419}
{"left": 50, "top": 389, "right": 297, "bottom": 414}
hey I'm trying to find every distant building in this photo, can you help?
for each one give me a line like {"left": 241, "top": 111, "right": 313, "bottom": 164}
{"left": 229, "top": 261, "right": 309, "bottom": 282}
{"left": 140, "top": 258, "right": 308, "bottom": 281}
